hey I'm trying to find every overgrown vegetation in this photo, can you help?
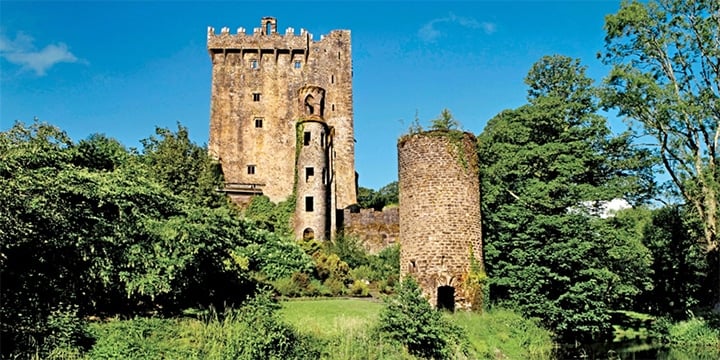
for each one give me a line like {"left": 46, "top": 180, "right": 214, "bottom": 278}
{"left": 376, "top": 278, "right": 469, "bottom": 359}
{"left": 3, "top": 1, "right": 720, "bottom": 356}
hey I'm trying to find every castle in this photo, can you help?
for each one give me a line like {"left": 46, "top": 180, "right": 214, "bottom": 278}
{"left": 207, "top": 17, "right": 357, "bottom": 240}
{"left": 207, "top": 18, "right": 483, "bottom": 311}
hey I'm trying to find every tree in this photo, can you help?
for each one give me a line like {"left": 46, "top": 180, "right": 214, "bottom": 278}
{"left": 479, "top": 55, "right": 655, "bottom": 340}
{"left": 141, "top": 123, "right": 225, "bottom": 208}
{"left": 376, "top": 277, "right": 467, "bottom": 359}
{"left": 637, "top": 205, "right": 713, "bottom": 316}
{"left": 0, "top": 121, "right": 267, "bottom": 356}
{"left": 357, "top": 181, "right": 399, "bottom": 210}
{"left": 430, "top": 108, "right": 461, "bottom": 131}
{"left": 601, "top": 0, "right": 719, "bottom": 302}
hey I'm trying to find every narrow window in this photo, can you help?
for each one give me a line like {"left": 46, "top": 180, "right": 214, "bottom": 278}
{"left": 305, "top": 196, "right": 314, "bottom": 212}
{"left": 305, "top": 167, "right": 314, "bottom": 181}
{"left": 320, "top": 132, "right": 325, "bottom": 147}
{"left": 331, "top": 104, "right": 335, "bottom": 111}
{"left": 265, "top": 22, "right": 272, "bottom": 35}
{"left": 250, "top": 59, "right": 258, "bottom": 69}
{"left": 303, "top": 131, "right": 311, "bottom": 146}
{"left": 322, "top": 167, "right": 327, "bottom": 185}
{"left": 331, "top": 75, "right": 335, "bottom": 83}
{"left": 294, "top": 60, "right": 301, "bottom": 69}
{"left": 253, "top": 93, "right": 261, "bottom": 102}
{"left": 247, "top": 165, "right": 256, "bottom": 175}
{"left": 255, "top": 118, "right": 263, "bottom": 128}
{"left": 337, "top": 51, "right": 341, "bottom": 59}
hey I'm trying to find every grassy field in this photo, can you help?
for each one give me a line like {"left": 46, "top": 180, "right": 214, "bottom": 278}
{"left": 280, "top": 298, "right": 555, "bottom": 360}
{"left": 280, "top": 298, "right": 383, "bottom": 337}
{"left": 44, "top": 298, "right": 555, "bottom": 359}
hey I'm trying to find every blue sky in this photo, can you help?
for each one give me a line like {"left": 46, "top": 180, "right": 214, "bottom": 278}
{"left": 1, "top": 0, "right": 624, "bottom": 190}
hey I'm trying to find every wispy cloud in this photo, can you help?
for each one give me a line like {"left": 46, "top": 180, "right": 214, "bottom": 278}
{"left": 0, "top": 31, "right": 83, "bottom": 76}
{"left": 418, "top": 13, "right": 497, "bottom": 42}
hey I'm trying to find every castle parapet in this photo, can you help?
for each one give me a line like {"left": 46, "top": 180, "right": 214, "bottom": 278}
{"left": 207, "top": 18, "right": 349, "bottom": 52}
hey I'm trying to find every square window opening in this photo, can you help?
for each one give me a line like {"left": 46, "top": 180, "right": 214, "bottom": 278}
{"left": 294, "top": 60, "right": 302, "bottom": 69}
{"left": 253, "top": 93, "right": 261, "bottom": 102}
{"left": 255, "top": 118, "right": 263, "bottom": 128}
{"left": 250, "top": 59, "right": 258, "bottom": 69}
{"left": 247, "top": 165, "right": 256, "bottom": 175}
{"left": 305, "top": 167, "right": 314, "bottom": 181}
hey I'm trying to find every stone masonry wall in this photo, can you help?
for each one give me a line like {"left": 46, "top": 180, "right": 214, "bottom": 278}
{"left": 207, "top": 18, "right": 355, "bottom": 208}
{"left": 341, "top": 207, "right": 399, "bottom": 254}
{"left": 397, "top": 131, "right": 483, "bottom": 310}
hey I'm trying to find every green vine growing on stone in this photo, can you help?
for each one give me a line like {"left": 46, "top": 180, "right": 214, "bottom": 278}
{"left": 459, "top": 246, "right": 486, "bottom": 312}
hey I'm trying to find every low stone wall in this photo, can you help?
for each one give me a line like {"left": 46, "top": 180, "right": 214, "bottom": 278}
{"left": 340, "top": 207, "right": 399, "bottom": 254}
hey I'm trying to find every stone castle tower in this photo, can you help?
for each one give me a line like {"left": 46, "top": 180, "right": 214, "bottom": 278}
{"left": 207, "top": 17, "right": 356, "bottom": 240}
{"left": 398, "top": 131, "right": 483, "bottom": 311}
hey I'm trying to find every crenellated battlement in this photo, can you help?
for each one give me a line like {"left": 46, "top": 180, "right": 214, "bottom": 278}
{"left": 208, "top": 16, "right": 356, "bottom": 235}
{"left": 207, "top": 17, "right": 349, "bottom": 51}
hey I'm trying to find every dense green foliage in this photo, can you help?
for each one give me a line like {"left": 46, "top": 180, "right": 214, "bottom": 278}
{"left": 479, "top": 55, "right": 656, "bottom": 341}
{"left": 88, "top": 292, "right": 319, "bottom": 359}
{"left": 377, "top": 278, "right": 468, "bottom": 359}
{"left": 601, "top": 0, "right": 720, "bottom": 302}
{"left": 243, "top": 194, "right": 296, "bottom": 237}
{"left": 637, "top": 206, "right": 714, "bottom": 316}
{"left": 0, "top": 122, "right": 310, "bottom": 358}
{"left": 357, "top": 181, "right": 399, "bottom": 210}
{"left": 5, "top": 2, "right": 720, "bottom": 354}
{"left": 268, "top": 236, "right": 399, "bottom": 298}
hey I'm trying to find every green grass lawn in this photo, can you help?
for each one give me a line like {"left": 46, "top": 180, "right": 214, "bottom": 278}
{"left": 78, "top": 298, "right": 555, "bottom": 360}
{"left": 280, "top": 298, "right": 383, "bottom": 337}
{"left": 280, "top": 298, "right": 555, "bottom": 360}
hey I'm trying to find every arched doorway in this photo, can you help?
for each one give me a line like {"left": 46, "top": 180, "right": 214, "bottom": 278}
{"left": 303, "top": 228, "right": 315, "bottom": 241}
{"left": 437, "top": 286, "right": 455, "bottom": 312}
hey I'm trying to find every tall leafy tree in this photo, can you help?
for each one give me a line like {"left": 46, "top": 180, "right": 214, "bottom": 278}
{"left": 141, "top": 123, "right": 225, "bottom": 208}
{"left": 0, "top": 122, "right": 268, "bottom": 356}
{"left": 601, "top": 0, "right": 720, "bottom": 303}
{"left": 637, "top": 205, "right": 712, "bottom": 316}
{"left": 479, "top": 55, "right": 655, "bottom": 340}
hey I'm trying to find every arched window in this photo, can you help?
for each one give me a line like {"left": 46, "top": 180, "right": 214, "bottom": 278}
{"left": 303, "top": 228, "right": 315, "bottom": 240}
{"left": 305, "top": 95, "right": 315, "bottom": 115}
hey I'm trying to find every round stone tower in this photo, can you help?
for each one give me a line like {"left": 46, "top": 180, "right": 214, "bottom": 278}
{"left": 397, "top": 130, "right": 483, "bottom": 311}
{"left": 294, "top": 86, "right": 330, "bottom": 240}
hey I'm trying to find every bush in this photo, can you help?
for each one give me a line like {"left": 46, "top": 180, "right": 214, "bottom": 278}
{"left": 349, "top": 280, "right": 371, "bottom": 297}
{"left": 42, "top": 304, "right": 91, "bottom": 355}
{"left": 88, "top": 291, "right": 322, "bottom": 359}
{"left": 665, "top": 316, "right": 720, "bottom": 347}
{"left": 376, "top": 277, "right": 469, "bottom": 359}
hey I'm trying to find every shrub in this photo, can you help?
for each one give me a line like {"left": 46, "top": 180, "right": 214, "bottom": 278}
{"left": 323, "top": 278, "right": 346, "bottom": 296}
{"left": 88, "top": 291, "right": 322, "bottom": 359}
{"left": 665, "top": 316, "right": 720, "bottom": 347}
{"left": 314, "top": 253, "right": 350, "bottom": 281}
{"left": 376, "top": 277, "right": 469, "bottom": 359}
{"left": 349, "top": 280, "right": 371, "bottom": 297}
{"left": 325, "top": 235, "right": 369, "bottom": 269}
{"left": 42, "top": 304, "right": 91, "bottom": 355}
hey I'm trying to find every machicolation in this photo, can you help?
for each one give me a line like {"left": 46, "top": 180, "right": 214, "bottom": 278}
{"left": 207, "top": 17, "right": 356, "bottom": 240}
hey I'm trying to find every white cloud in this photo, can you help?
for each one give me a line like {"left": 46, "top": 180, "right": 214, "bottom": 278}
{"left": 0, "top": 31, "right": 83, "bottom": 76}
{"left": 418, "top": 13, "right": 497, "bottom": 42}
